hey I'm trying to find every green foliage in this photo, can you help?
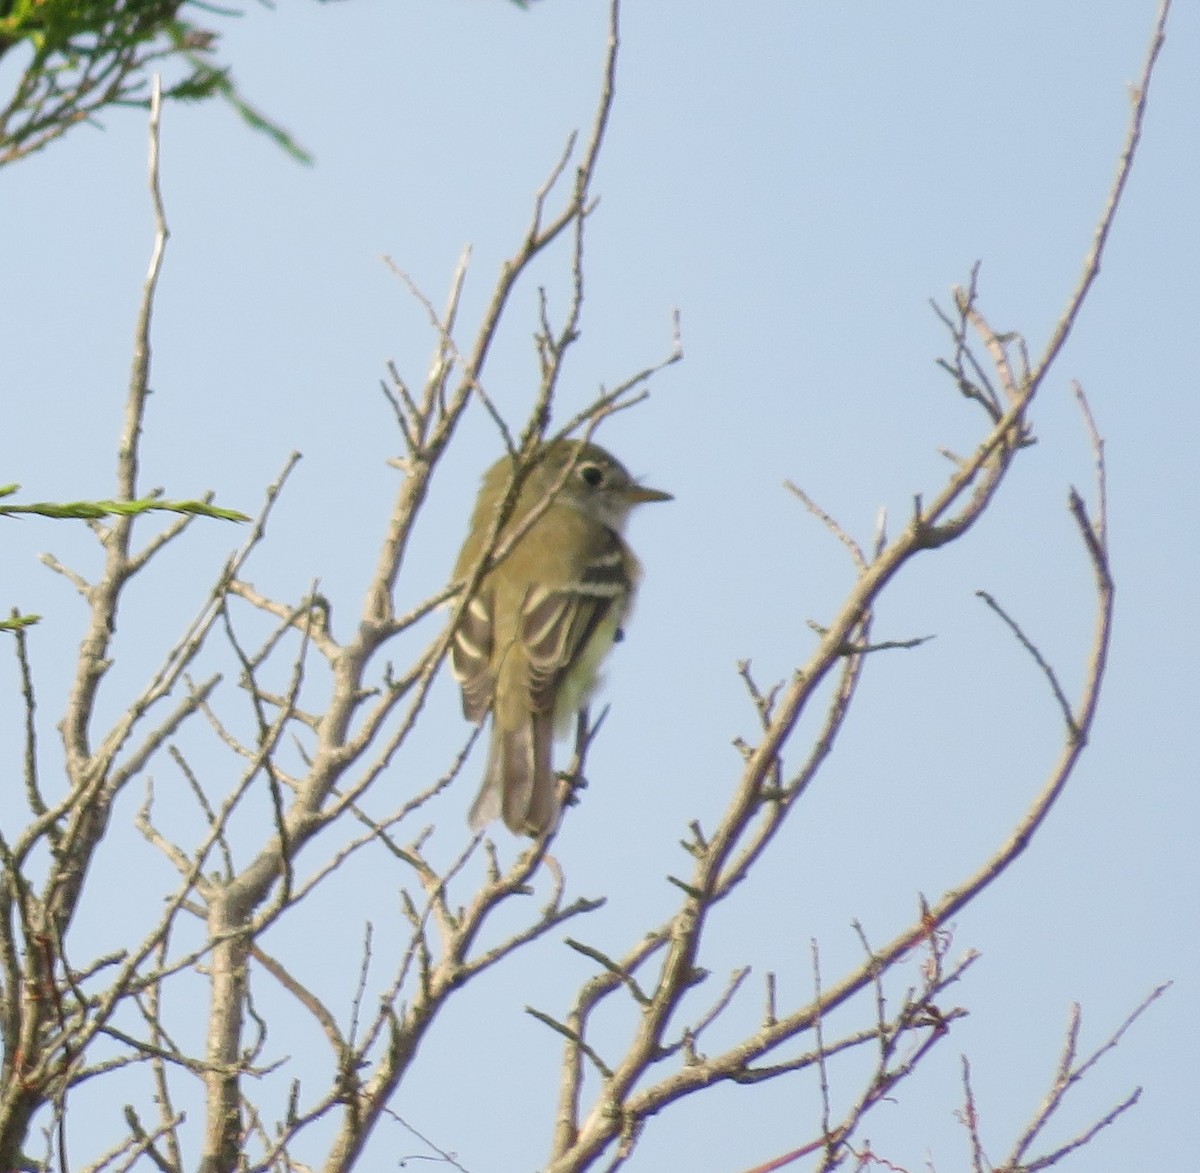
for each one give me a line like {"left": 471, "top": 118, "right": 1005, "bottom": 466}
{"left": 0, "top": 611, "right": 41, "bottom": 632}
{"left": 0, "top": 0, "right": 311, "bottom": 165}
{"left": 1, "top": 486, "right": 248, "bottom": 628}
{"left": 0, "top": 483, "right": 250, "bottom": 522}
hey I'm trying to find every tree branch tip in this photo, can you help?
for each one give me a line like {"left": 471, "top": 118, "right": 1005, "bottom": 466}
{"left": 666, "top": 875, "right": 705, "bottom": 900}
{"left": 842, "top": 633, "right": 936, "bottom": 656}
{"left": 525, "top": 1005, "right": 575, "bottom": 1039}
{"left": 681, "top": 819, "right": 709, "bottom": 856}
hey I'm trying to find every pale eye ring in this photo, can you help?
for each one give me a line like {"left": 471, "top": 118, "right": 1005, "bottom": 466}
{"left": 578, "top": 463, "right": 605, "bottom": 488}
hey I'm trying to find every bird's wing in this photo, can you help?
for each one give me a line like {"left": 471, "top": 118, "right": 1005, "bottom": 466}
{"left": 520, "top": 532, "right": 629, "bottom": 714}
{"left": 451, "top": 588, "right": 495, "bottom": 723}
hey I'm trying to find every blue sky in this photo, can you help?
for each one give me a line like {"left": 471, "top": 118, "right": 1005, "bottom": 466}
{"left": 0, "top": 1, "right": 1195, "bottom": 1170}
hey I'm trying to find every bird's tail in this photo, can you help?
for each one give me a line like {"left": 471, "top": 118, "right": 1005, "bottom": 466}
{"left": 468, "top": 712, "right": 557, "bottom": 837}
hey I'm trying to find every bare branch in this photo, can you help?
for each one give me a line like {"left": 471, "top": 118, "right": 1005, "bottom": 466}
{"left": 975, "top": 590, "right": 1078, "bottom": 737}
{"left": 1032, "top": 0, "right": 1171, "bottom": 387}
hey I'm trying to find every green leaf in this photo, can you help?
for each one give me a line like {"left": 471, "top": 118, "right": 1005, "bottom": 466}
{"left": 0, "top": 612, "right": 42, "bottom": 632}
{"left": 1, "top": 496, "right": 250, "bottom": 521}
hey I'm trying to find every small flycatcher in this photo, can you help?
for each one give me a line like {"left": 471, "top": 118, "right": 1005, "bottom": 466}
{"left": 451, "top": 439, "right": 671, "bottom": 836}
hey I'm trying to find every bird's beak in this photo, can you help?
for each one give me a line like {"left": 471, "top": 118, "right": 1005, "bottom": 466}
{"left": 624, "top": 484, "right": 673, "bottom": 505}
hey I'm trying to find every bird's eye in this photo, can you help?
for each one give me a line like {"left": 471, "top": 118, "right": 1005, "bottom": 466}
{"left": 578, "top": 463, "right": 605, "bottom": 488}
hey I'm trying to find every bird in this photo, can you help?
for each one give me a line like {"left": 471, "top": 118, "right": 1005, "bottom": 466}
{"left": 450, "top": 439, "right": 671, "bottom": 836}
